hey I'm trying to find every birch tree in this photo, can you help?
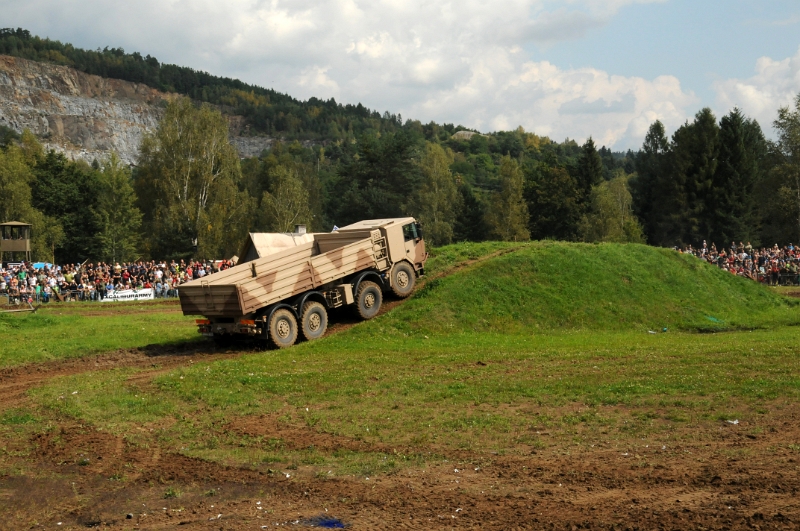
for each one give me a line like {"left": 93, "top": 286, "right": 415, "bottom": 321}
{"left": 486, "top": 156, "right": 530, "bottom": 242}
{"left": 260, "top": 165, "right": 313, "bottom": 232}
{"left": 579, "top": 173, "right": 644, "bottom": 243}
{"left": 138, "top": 97, "right": 250, "bottom": 258}
{"left": 414, "top": 143, "right": 460, "bottom": 246}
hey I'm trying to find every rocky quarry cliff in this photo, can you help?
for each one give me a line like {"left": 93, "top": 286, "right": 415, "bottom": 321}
{"left": 0, "top": 55, "right": 275, "bottom": 165}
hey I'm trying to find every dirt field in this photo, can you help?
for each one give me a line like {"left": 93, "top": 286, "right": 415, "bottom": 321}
{"left": 1, "top": 341, "right": 799, "bottom": 531}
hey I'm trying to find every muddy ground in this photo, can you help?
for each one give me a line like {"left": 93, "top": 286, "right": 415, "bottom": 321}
{"left": 1, "top": 340, "right": 798, "bottom": 531}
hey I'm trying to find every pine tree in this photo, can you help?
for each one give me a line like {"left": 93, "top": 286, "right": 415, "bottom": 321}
{"left": 332, "top": 131, "right": 421, "bottom": 225}
{"left": 576, "top": 137, "right": 604, "bottom": 202}
{"left": 708, "top": 109, "right": 765, "bottom": 245}
{"left": 96, "top": 153, "right": 142, "bottom": 263}
{"left": 454, "top": 183, "right": 488, "bottom": 242}
{"left": 673, "top": 108, "right": 719, "bottom": 244}
{"left": 526, "top": 164, "right": 581, "bottom": 241}
{"left": 631, "top": 121, "right": 669, "bottom": 244}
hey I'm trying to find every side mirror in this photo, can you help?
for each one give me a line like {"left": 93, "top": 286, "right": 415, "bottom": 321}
{"left": 415, "top": 223, "right": 423, "bottom": 240}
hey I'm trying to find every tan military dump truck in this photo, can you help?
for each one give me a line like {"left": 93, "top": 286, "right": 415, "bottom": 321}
{"left": 178, "top": 218, "right": 427, "bottom": 348}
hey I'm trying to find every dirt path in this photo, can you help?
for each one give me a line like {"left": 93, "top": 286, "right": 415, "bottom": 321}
{"left": 0, "top": 342, "right": 240, "bottom": 408}
{"left": 2, "top": 407, "right": 798, "bottom": 530}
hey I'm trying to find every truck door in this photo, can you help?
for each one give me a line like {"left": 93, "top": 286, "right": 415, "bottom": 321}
{"left": 402, "top": 222, "right": 425, "bottom": 267}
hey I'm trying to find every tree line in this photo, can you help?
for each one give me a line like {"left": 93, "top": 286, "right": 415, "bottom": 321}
{"left": 0, "top": 129, "right": 141, "bottom": 264}
{"left": 1, "top": 26, "right": 799, "bottom": 261}
{"left": 632, "top": 102, "right": 800, "bottom": 248}
{"left": 0, "top": 95, "right": 642, "bottom": 263}
{"left": 3, "top": 94, "right": 800, "bottom": 264}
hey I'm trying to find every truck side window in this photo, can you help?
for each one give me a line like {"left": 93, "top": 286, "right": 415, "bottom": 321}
{"left": 402, "top": 223, "right": 417, "bottom": 242}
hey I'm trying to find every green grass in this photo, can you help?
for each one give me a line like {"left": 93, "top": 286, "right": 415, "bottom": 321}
{"left": 390, "top": 241, "right": 800, "bottom": 333}
{"left": 0, "top": 306, "right": 198, "bottom": 367}
{"left": 9, "top": 242, "right": 800, "bottom": 476}
{"left": 421, "top": 240, "right": 522, "bottom": 275}
{"left": 27, "top": 326, "right": 800, "bottom": 474}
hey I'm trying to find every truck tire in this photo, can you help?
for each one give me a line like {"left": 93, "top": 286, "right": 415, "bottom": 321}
{"left": 300, "top": 301, "right": 328, "bottom": 341}
{"left": 268, "top": 308, "right": 298, "bottom": 348}
{"left": 390, "top": 261, "right": 416, "bottom": 298}
{"left": 355, "top": 280, "right": 382, "bottom": 320}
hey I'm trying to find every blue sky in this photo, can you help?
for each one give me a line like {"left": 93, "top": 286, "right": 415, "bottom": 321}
{"left": 2, "top": 0, "right": 799, "bottom": 149}
{"left": 538, "top": 0, "right": 800, "bottom": 102}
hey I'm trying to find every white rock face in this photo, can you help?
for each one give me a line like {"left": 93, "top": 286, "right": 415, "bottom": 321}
{"left": 0, "top": 55, "right": 279, "bottom": 165}
{"left": 0, "top": 55, "right": 170, "bottom": 165}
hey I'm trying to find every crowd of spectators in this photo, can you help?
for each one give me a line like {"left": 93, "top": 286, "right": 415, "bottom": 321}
{"left": 678, "top": 241, "right": 800, "bottom": 285}
{"left": 3, "top": 241, "right": 798, "bottom": 305}
{"left": 0, "top": 259, "right": 235, "bottom": 304}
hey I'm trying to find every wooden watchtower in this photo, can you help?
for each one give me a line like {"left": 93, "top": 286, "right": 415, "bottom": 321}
{"left": 0, "top": 221, "right": 32, "bottom": 263}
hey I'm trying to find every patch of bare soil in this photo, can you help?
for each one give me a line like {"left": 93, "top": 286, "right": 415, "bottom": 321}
{"left": 44, "top": 300, "right": 183, "bottom": 317}
{"left": 1, "top": 406, "right": 799, "bottom": 530}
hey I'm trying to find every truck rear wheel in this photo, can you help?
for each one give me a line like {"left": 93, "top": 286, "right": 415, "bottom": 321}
{"left": 300, "top": 301, "right": 328, "bottom": 341}
{"left": 355, "top": 280, "right": 382, "bottom": 320}
{"left": 390, "top": 261, "right": 416, "bottom": 298}
{"left": 268, "top": 308, "right": 298, "bottom": 348}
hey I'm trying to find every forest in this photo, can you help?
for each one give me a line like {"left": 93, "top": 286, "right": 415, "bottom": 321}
{"left": 1, "top": 28, "right": 800, "bottom": 264}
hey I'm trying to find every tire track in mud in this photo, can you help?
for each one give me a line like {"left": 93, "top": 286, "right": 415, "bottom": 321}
{"left": 0, "top": 342, "right": 240, "bottom": 409}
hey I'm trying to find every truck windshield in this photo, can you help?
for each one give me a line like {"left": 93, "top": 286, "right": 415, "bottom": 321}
{"left": 402, "top": 223, "right": 418, "bottom": 241}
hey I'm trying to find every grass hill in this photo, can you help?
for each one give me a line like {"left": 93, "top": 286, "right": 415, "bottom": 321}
{"left": 374, "top": 242, "right": 800, "bottom": 335}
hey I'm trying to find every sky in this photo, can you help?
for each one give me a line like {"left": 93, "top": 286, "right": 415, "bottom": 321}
{"left": 2, "top": 0, "right": 800, "bottom": 149}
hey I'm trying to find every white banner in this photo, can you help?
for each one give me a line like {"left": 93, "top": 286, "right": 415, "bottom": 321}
{"left": 101, "top": 288, "right": 155, "bottom": 302}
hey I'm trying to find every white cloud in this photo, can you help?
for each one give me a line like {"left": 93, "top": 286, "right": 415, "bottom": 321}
{"left": 2, "top": 0, "right": 684, "bottom": 148}
{"left": 714, "top": 46, "right": 800, "bottom": 133}
{"left": 410, "top": 54, "right": 696, "bottom": 148}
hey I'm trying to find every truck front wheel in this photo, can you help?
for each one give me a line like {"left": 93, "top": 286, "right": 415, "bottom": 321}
{"left": 300, "top": 301, "right": 328, "bottom": 341}
{"left": 355, "top": 281, "right": 382, "bottom": 320}
{"left": 390, "top": 261, "right": 416, "bottom": 298}
{"left": 268, "top": 308, "right": 298, "bottom": 348}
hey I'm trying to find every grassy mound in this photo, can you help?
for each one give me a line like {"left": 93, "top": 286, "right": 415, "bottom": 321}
{"left": 380, "top": 242, "right": 800, "bottom": 333}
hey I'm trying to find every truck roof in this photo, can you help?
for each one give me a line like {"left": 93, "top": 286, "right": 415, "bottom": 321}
{"left": 337, "top": 218, "right": 416, "bottom": 231}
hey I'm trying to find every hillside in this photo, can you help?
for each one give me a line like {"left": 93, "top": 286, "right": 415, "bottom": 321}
{"left": 0, "top": 55, "right": 283, "bottom": 165}
{"left": 370, "top": 242, "right": 800, "bottom": 335}
{"left": 0, "top": 28, "right": 417, "bottom": 144}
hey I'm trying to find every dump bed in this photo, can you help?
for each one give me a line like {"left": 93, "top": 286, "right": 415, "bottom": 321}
{"left": 179, "top": 228, "right": 389, "bottom": 317}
